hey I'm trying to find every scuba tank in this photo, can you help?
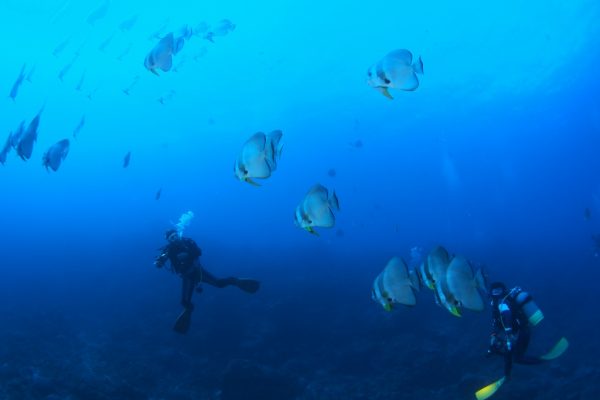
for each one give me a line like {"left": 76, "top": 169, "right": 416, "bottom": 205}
{"left": 510, "top": 287, "right": 544, "bottom": 326}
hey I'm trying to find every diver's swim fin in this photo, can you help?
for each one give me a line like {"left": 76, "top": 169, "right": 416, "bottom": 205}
{"left": 236, "top": 278, "right": 260, "bottom": 294}
{"left": 475, "top": 376, "right": 506, "bottom": 400}
{"left": 540, "top": 337, "right": 569, "bottom": 361}
{"left": 173, "top": 308, "right": 193, "bottom": 334}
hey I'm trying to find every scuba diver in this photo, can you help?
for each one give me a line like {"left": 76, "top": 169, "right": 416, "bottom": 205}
{"left": 476, "top": 281, "right": 569, "bottom": 400}
{"left": 487, "top": 282, "right": 545, "bottom": 378}
{"left": 154, "top": 229, "right": 260, "bottom": 334}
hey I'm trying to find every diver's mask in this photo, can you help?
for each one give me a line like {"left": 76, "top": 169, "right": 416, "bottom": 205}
{"left": 166, "top": 230, "right": 179, "bottom": 242}
{"left": 489, "top": 282, "right": 507, "bottom": 304}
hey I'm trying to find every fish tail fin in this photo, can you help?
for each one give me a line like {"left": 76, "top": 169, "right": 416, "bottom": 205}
{"left": 409, "top": 269, "right": 420, "bottom": 291}
{"left": 329, "top": 191, "right": 340, "bottom": 211}
{"left": 474, "top": 267, "right": 487, "bottom": 290}
{"left": 267, "top": 130, "right": 283, "bottom": 167}
{"left": 413, "top": 56, "right": 424, "bottom": 75}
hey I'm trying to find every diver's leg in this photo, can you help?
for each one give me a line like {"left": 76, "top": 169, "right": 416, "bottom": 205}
{"left": 515, "top": 355, "right": 543, "bottom": 365}
{"left": 514, "top": 330, "right": 543, "bottom": 365}
{"left": 181, "top": 275, "right": 195, "bottom": 309}
{"left": 201, "top": 268, "right": 237, "bottom": 288}
{"left": 201, "top": 268, "right": 260, "bottom": 293}
{"left": 173, "top": 273, "right": 197, "bottom": 334}
{"left": 503, "top": 352, "right": 513, "bottom": 378}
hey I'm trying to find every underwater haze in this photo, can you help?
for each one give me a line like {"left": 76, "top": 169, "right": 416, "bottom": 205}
{"left": 1, "top": 0, "right": 600, "bottom": 399}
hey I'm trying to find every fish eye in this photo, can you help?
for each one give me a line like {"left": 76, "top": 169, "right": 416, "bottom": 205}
{"left": 384, "top": 78, "right": 391, "bottom": 84}
{"left": 367, "top": 71, "right": 372, "bottom": 77}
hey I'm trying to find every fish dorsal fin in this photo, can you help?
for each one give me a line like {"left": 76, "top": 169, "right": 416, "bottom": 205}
{"left": 159, "top": 32, "right": 174, "bottom": 48}
{"left": 385, "top": 49, "right": 413, "bottom": 65}
{"left": 413, "top": 56, "right": 424, "bottom": 75}
{"left": 306, "top": 184, "right": 328, "bottom": 201}
{"left": 243, "top": 132, "right": 267, "bottom": 154}
{"left": 328, "top": 190, "right": 340, "bottom": 211}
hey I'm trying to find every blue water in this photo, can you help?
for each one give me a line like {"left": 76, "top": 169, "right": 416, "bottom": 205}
{"left": 1, "top": 0, "right": 599, "bottom": 399}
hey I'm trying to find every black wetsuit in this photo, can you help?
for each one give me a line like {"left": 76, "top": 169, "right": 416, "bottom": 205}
{"left": 489, "top": 290, "right": 542, "bottom": 377}
{"left": 155, "top": 237, "right": 239, "bottom": 310}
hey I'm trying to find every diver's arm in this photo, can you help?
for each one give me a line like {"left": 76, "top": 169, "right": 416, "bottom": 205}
{"left": 154, "top": 245, "right": 171, "bottom": 268}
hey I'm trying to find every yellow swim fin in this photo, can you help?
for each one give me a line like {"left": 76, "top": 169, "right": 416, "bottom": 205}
{"left": 475, "top": 376, "right": 505, "bottom": 400}
{"left": 540, "top": 337, "right": 569, "bottom": 361}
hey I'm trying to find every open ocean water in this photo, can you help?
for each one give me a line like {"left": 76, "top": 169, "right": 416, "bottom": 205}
{"left": 1, "top": 0, "right": 599, "bottom": 399}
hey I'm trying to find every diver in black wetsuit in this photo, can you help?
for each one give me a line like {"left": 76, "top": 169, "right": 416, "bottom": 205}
{"left": 476, "top": 282, "right": 568, "bottom": 399}
{"left": 154, "top": 229, "right": 260, "bottom": 334}
{"left": 487, "top": 282, "right": 543, "bottom": 379}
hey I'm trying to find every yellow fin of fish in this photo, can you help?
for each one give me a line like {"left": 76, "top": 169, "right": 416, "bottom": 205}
{"left": 305, "top": 226, "right": 319, "bottom": 236}
{"left": 377, "top": 86, "right": 393, "bottom": 99}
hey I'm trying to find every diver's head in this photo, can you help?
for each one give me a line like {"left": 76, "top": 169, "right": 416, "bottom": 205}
{"left": 490, "top": 282, "right": 507, "bottom": 300}
{"left": 165, "top": 229, "right": 179, "bottom": 242}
